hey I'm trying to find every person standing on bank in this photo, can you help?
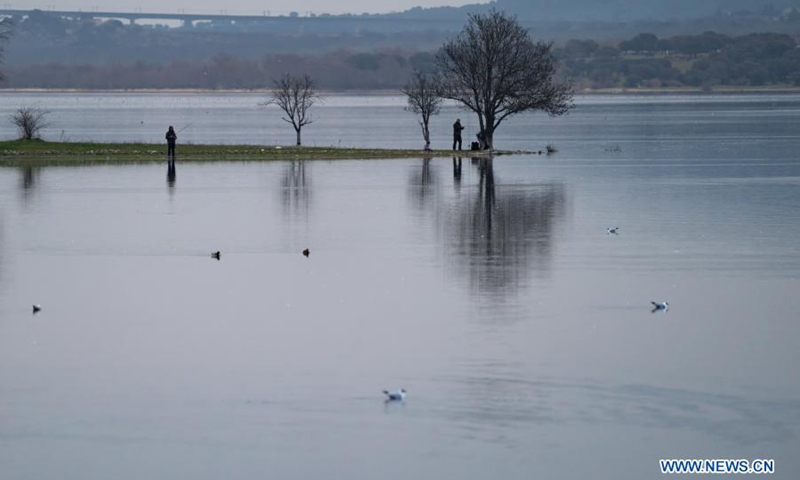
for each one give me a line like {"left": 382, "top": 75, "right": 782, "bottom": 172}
{"left": 165, "top": 126, "right": 177, "bottom": 162}
{"left": 453, "top": 118, "right": 465, "bottom": 151}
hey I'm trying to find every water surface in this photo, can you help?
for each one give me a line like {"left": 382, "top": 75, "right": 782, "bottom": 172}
{"left": 1, "top": 94, "right": 799, "bottom": 479}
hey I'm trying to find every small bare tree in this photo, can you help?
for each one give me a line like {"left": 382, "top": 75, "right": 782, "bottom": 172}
{"left": 266, "top": 73, "right": 319, "bottom": 146}
{"left": 10, "top": 107, "right": 50, "bottom": 140}
{"left": 402, "top": 70, "right": 442, "bottom": 151}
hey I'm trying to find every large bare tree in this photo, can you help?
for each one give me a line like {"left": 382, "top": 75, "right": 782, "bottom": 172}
{"left": 401, "top": 70, "right": 443, "bottom": 151}
{"left": 0, "top": 18, "right": 12, "bottom": 82}
{"left": 436, "top": 9, "right": 573, "bottom": 150}
{"left": 266, "top": 73, "right": 319, "bottom": 146}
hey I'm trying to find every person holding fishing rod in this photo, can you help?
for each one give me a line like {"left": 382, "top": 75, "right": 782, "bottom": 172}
{"left": 165, "top": 125, "right": 177, "bottom": 163}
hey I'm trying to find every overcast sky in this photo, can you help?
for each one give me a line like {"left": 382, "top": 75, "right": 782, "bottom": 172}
{"left": 12, "top": 1, "right": 476, "bottom": 15}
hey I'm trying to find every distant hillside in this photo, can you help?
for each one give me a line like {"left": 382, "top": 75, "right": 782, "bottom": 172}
{"left": 4, "top": 2, "right": 800, "bottom": 77}
{"left": 496, "top": 0, "right": 800, "bottom": 21}
{"left": 5, "top": 30, "right": 799, "bottom": 91}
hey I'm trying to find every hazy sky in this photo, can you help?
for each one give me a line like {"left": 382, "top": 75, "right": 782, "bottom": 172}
{"left": 13, "top": 1, "right": 476, "bottom": 15}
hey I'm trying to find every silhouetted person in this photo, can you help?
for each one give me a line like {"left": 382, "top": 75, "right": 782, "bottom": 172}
{"left": 453, "top": 118, "right": 465, "bottom": 151}
{"left": 166, "top": 125, "right": 177, "bottom": 163}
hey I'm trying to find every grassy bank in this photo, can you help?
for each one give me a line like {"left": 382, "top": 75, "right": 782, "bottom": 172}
{"left": 0, "top": 139, "right": 512, "bottom": 166}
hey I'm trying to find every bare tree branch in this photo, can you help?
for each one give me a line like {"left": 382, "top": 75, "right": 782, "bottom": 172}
{"left": 401, "top": 70, "right": 443, "bottom": 151}
{"left": 265, "top": 73, "right": 320, "bottom": 146}
{"left": 436, "top": 9, "right": 574, "bottom": 150}
{"left": 9, "top": 106, "right": 50, "bottom": 140}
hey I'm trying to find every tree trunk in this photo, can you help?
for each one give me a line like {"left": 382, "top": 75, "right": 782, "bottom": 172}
{"left": 296, "top": 128, "right": 302, "bottom": 146}
{"left": 484, "top": 115, "right": 495, "bottom": 150}
{"left": 422, "top": 122, "right": 431, "bottom": 151}
{"left": 485, "top": 130, "right": 494, "bottom": 150}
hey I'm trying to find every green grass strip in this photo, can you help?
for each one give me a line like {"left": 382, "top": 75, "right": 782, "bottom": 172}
{"left": 0, "top": 139, "right": 529, "bottom": 166}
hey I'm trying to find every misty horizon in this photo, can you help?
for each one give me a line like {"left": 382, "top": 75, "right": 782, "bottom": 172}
{"left": 5, "top": 0, "right": 480, "bottom": 16}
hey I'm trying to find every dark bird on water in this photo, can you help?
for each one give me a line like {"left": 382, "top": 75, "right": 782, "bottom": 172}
{"left": 651, "top": 301, "right": 669, "bottom": 313}
{"left": 607, "top": 226, "right": 619, "bottom": 234}
{"left": 302, "top": 248, "right": 310, "bottom": 258}
{"left": 211, "top": 251, "right": 221, "bottom": 260}
{"left": 32, "top": 304, "right": 41, "bottom": 314}
{"left": 383, "top": 388, "right": 406, "bottom": 402}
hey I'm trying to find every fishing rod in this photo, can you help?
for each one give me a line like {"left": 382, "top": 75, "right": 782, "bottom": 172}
{"left": 177, "top": 122, "right": 194, "bottom": 133}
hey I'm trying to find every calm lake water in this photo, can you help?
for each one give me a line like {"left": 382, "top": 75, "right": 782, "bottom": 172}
{"left": 1, "top": 93, "right": 800, "bottom": 479}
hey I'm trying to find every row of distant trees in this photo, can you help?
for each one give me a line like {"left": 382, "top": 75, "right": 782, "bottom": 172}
{"left": 2, "top": 27, "right": 797, "bottom": 90}
{"left": 561, "top": 32, "right": 800, "bottom": 88}
{"left": 1, "top": 51, "right": 435, "bottom": 90}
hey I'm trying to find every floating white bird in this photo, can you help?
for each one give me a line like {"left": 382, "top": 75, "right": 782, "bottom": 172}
{"left": 607, "top": 226, "right": 619, "bottom": 234}
{"left": 651, "top": 301, "right": 669, "bottom": 312}
{"left": 383, "top": 388, "right": 406, "bottom": 402}
{"left": 32, "top": 304, "right": 41, "bottom": 314}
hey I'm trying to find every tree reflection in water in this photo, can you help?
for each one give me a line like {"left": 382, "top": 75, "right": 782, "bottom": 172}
{"left": 19, "top": 165, "right": 40, "bottom": 206}
{"left": 445, "top": 157, "right": 566, "bottom": 298}
{"left": 281, "top": 161, "right": 312, "bottom": 220}
{"left": 408, "top": 158, "right": 440, "bottom": 215}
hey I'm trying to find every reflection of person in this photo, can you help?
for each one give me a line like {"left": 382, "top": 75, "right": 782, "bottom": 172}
{"left": 167, "top": 159, "right": 176, "bottom": 189}
{"left": 166, "top": 126, "right": 177, "bottom": 161}
{"left": 452, "top": 118, "right": 465, "bottom": 151}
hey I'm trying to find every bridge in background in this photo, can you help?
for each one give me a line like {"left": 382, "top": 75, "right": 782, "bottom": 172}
{"left": 0, "top": 8, "right": 461, "bottom": 29}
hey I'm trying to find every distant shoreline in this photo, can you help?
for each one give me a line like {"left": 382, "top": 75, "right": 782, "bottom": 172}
{"left": 1, "top": 87, "right": 800, "bottom": 95}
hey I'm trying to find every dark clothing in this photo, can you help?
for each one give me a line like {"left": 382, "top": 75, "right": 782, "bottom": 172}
{"left": 166, "top": 129, "right": 177, "bottom": 160}
{"left": 452, "top": 121, "right": 465, "bottom": 151}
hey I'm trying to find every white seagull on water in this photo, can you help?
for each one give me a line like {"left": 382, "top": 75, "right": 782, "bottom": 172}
{"left": 651, "top": 301, "right": 669, "bottom": 312}
{"left": 383, "top": 388, "right": 406, "bottom": 402}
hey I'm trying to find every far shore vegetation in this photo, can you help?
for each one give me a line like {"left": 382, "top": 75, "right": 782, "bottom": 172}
{"left": 3, "top": 24, "right": 800, "bottom": 92}
{"left": 0, "top": 139, "right": 521, "bottom": 166}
